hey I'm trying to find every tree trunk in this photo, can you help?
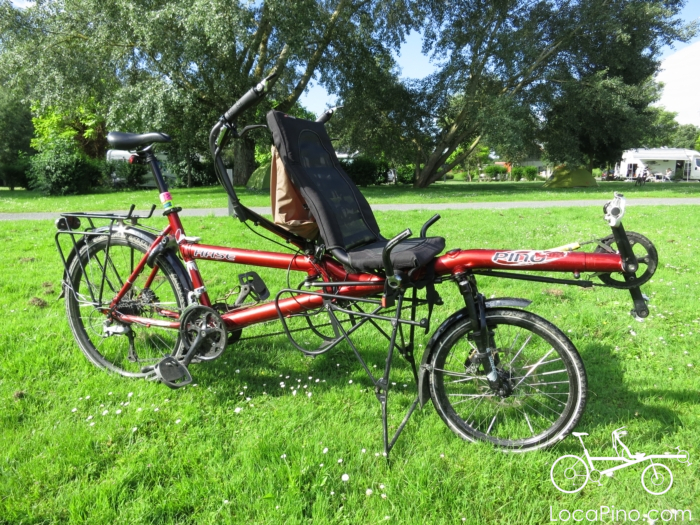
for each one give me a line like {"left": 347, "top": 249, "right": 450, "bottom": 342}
{"left": 186, "top": 154, "right": 192, "bottom": 188}
{"left": 233, "top": 136, "right": 256, "bottom": 186}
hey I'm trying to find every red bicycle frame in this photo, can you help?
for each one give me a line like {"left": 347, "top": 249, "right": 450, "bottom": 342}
{"left": 106, "top": 202, "right": 626, "bottom": 332}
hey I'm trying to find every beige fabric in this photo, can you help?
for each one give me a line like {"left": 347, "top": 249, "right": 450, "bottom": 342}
{"left": 270, "top": 146, "right": 319, "bottom": 239}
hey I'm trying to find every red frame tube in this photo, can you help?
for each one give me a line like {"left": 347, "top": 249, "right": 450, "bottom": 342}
{"left": 112, "top": 208, "right": 627, "bottom": 332}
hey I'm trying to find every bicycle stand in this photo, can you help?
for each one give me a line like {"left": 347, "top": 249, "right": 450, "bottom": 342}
{"left": 274, "top": 286, "right": 426, "bottom": 459}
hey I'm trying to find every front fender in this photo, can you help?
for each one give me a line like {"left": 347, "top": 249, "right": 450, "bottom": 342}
{"left": 58, "top": 225, "right": 192, "bottom": 300}
{"left": 417, "top": 297, "right": 532, "bottom": 407}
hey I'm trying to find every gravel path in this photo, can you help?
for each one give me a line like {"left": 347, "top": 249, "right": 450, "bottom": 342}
{"left": 2, "top": 197, "right": 699, "bottom": 221}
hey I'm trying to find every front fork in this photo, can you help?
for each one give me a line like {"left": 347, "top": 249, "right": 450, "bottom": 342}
{"left": 455, "top": 273, "right": 512, "bottom": 397}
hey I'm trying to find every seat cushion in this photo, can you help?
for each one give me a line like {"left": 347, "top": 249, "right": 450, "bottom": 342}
{"left": 346, "top": 237, "right": 446, "bottom": 272}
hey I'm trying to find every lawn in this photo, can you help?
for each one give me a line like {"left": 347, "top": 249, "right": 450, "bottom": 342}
{"left": 2, "top": 180, "right": 700, "bottom": 214}
{"left": 0, "top": 204, "right": 698, "bottom": 524}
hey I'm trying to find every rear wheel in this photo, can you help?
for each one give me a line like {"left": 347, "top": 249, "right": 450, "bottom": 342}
{"left": 429, "top": 308, "right": 587, "bottom": 451}
{"left": 65, "top": 234, "right": 188, "bottom": 377}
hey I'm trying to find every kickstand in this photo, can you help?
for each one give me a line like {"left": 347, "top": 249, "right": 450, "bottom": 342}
{"left": 329, "top": 291, "right": 420, "bottom": 461}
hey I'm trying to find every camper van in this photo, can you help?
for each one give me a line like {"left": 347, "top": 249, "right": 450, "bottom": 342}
{"left": 616, "top": 148, "right": 700, "bottom": 181}
{"left": 106, "top": 150, "right": 176, "bottom": 188}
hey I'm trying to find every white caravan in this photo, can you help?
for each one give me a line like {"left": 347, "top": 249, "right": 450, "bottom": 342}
{"left": 616, "top": 148, "right": 700, "bottom": 181}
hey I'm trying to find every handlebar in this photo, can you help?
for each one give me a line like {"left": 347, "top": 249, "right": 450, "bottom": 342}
{"left": 315, "top": 106, "right": 344, "bottom": 124}
{"left": 420, "top": 214, "right": 441, "bottom": 238}
{"left": 383, "top": 229, "right": 412, "bottom": 288}
{"left": 223, "top": 72, "right": 277, "bottom": 123}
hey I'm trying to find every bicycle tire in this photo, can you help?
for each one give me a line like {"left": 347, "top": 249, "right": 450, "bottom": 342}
{"left": 65, "top": 233, "right": 188, "bottom": 377}
{"left": 429, "top": 308, "right": 587, "bottom": 451}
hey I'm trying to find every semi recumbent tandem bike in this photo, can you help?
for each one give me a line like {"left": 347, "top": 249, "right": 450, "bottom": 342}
{"left": 55, "top": 74, "right": 659, "bottom": 455}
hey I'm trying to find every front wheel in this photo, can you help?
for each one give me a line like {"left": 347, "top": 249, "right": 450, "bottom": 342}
{"left": 641, "top": 463, "right": 673, "bottom": 495}
{"left": 428, "top": 308, "right": 587, "bottom": 451}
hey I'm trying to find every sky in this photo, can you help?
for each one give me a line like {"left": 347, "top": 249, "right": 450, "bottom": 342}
{"left": 9, "top": 0, "right": 700, "bottom": 126}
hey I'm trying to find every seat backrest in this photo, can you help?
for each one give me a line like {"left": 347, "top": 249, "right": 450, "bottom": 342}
{"left": 266, "top": 110, "right": 381, "bottom": 251}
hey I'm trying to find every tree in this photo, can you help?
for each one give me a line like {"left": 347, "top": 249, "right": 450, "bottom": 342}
{"left": 1, "top": 0, "right": 415, "bottom": 186}
{"left": 670, "top": 123, "right": 700, "bottom": 150}
{"left": 539, "top": 75, "right": 659, "bottom": 170}
{"left": 0, "top": 89, "right": 33, "bottom": 189}
{"left": 407, "top": 0, "right": 694, "bottom": 187}
{"left": 636, "top": 107, "right": 700, "bottom": 151}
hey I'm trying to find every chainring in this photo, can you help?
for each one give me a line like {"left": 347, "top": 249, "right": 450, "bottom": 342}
{"left": 178, "top": 305, "right": 227, "bottom": 361}
{"left": 594, "top": 231, "right": 658, "bottom": 289}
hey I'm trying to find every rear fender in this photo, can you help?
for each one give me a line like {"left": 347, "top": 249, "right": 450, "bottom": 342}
{"left": 59, "top": 226, "right": 192, "bottom": 301}
{"left": 417, "top": 297, "right": 531, "bottom": 407}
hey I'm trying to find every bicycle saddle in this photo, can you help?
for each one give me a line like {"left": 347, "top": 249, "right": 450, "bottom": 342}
{"left": 107, "top": 131, "right": 172, "bottom": 150}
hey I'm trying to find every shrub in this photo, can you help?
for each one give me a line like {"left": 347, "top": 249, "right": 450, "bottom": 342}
{"left": 28, "top": 138, "right": 102, "bottom": 195}
{"left": 484, "top": 165, "right": 508, "bottom": 180}
{"left": 396, "top": 165, "right": 415, "bottom": 185}
{"left": 511, "top": 166, "right": 525, "bottom": 181}
{"left": 167, "top": 155, "right": 217, "bottom": 187}
{"left": 523, "top": 166, "right": 538, "bottom": 181}
{"left": 0, "top": 154, "right": 30, "bottom": 190}
{"left": 339, "top": 155, "right": 381, "bottom": 186}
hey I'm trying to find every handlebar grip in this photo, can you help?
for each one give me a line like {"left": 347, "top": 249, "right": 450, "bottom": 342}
{"left": 315, "top": 106, "right": 344, "bottom": 124}
{"left": 223, "top": 73, "right": 277, "bottom": 122}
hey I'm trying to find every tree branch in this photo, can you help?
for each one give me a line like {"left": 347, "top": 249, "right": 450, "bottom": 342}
{"left": 275, "top": 0, "right": 355, "bottom": 113}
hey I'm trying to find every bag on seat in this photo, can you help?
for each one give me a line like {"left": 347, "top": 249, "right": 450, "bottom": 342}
{"left": 266, "top": 110, "right": 445, "bottom": 272}
{"left": 270, "top": 145, "right": 319, "bottom": 240}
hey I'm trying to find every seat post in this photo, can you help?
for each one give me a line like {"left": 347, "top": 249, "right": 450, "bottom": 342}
{"left": 144, "top": 149, "right": 170, "bottom": 194}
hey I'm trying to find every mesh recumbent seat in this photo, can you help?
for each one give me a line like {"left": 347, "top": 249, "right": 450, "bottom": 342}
{"left": 266, "top": 110, "right": 445, "bottom": 273}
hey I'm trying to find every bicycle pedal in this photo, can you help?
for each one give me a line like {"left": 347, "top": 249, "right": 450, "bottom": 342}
{"left": 153, "top": 356, "right": 193, "bottom": 389}
{"left": 235, "top": 271, "right": 270, "bottom": 305}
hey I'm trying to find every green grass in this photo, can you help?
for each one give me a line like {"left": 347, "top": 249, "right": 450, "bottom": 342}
{"left": 3, "top": 180, "right": 700, "bottom": 214}
{"left": 1, "top": 206, "right": 698, "bottom": 524}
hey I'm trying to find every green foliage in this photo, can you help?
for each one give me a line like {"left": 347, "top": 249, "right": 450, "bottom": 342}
{"left": 523, "top": 166, "right": 538, "bottom": 181}
{"left": 511, "top": 166, "right": 525, "bottom": 181}
{"left": 28, "top": 137, "right": 102, "bottom": 195}
{"left": 340, "top": 156, "right": 383, "bottom": 187}
{"left": 484, "top": 165, "right": 508, "bottom": 180}
{"left": 0, "top": 152, "right": 30, "bottom": 190}
{"left": 31, "top": 104, "right": 107, "bottom": 159}
{"left": 0, "top": 90, "right": 33, "bottom": 189}
{"left": 166, "top": 155, "right": 217, "bottom": 188}
{"left": 395, "top": 165, "right": 415, "bottom": 185}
